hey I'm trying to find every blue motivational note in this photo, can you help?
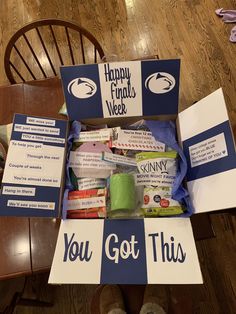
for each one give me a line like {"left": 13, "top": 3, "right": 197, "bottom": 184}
{"left": 0, "top": 114, "right": 68, "bottom": 217}
{"left": 183, "top": 121, "right": 236, "bottom": 182}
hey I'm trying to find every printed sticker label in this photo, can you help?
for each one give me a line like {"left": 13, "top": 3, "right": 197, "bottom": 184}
{"left": 26, "top": 117, "right": 56, "bottom": 126}
{"left": 75, "top": 129, "right": 111, "bottom": 143}
{"left": 112, "top": 128, "right": 165, "bottom": 151}
{"left": 7, "top": 200, "right": 55, "bottom": 210}
{"left": 102, "top": 152, "right": 137, "bottom": 166}
{"left": 14, "top": 124, "right": 60, "bottom": 136}
{"left": 67, "top": 196, "right": 106, "bottom": 210}
{"left": 2, "top": 186, "right": 36, "bottom": 196}
{"left": 21, "top": 133, "right": 65, "bottom": 144}
{"left": 69, "top": 152, "right": 116, "bottom": 170}
{"left": 77, "top": 178, "right": 106, "bottom": 190}
{"left": 189, "top": 133, "right": 228, "bottom": 168}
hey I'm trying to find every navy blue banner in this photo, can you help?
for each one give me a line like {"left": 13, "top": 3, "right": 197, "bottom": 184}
{"left": 183, "top": 121, "right": 236, "bottom": 182}
{"left": 100, "top": 219, "right": 147, "bottom": 284}
{"left": 141, "top": 59, "right": 180, "bottom": 116}
{"left": 61, "top": 65, "right": 103, "bottom": 120}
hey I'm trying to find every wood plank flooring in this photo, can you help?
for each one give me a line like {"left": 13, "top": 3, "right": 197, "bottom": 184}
{"left": 1, "top": 0, "right": 236, "bottom": 118}
{"left": 0, "top": 0, "right": 236, "bottom": 313}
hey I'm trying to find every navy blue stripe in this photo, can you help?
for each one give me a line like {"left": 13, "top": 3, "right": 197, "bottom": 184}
{"left": 11, "top": 114, "right": 67, "bottom": 147}
{"left": 100, "top": 219, "right": 147, "bottom": 284}
{"left": 61, "top": 65, "right": 103, "bottom": 120}
{"left": 183, "top": 121, "right": 236, "bottom": 181}
{"left": 0, "top": 184, "right": 60, "bottom": 217}
{"left": 141, "top": 59, "right": 180, "bottom": 116}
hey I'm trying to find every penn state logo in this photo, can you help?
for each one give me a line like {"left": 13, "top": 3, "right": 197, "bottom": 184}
{"left": 145, "top": 72, "right": 175, "bottom": 94}
{"left": 68, "top": 78, "right": 97, "bottom": 99}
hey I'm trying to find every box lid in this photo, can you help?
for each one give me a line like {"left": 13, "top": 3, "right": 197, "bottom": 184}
{"left": 178, "top": 88, "right": 236, "bottom": 214}
{"left": 60, "top": 59, "right": 180, "bottom": 121}
{"left": 49, "top": 218, "right": 202, "bottom": 284}
{"left": 0, "top": 114, "right": 68, "bottom": 217}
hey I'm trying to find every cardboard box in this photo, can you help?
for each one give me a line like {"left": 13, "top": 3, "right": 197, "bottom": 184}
{"left": 1, "top": 59, "right": 236, "bottom": 284}
{"left": 49, "top": 60, "right": 236, "bottom": 284}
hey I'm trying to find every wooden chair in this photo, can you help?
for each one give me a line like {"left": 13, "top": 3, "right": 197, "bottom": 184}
{"left": 0, "top": 275, "right": 53, "bottom": 314}
{"left": 4, "top": 19, "right": 105, "bottom": 84}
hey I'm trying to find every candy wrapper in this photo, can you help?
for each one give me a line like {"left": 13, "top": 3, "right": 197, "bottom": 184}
{"left": 67, "top": 188, "right": 107, "bottom": 219}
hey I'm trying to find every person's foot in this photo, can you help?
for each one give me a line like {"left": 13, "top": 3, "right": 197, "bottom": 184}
{"left": 100, "top": 285, "right": 126, "bottom": 314}
{"left": 140, "top": 285, "right": 168, "bottom": 314}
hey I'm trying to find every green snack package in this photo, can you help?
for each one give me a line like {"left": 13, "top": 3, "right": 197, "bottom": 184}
{"left": 136, "top": 151, "right": 178, "bottom": 188}
{"left": 141, "top": 187, "right": 184, "bottom": 217}
{"left": 136, "top": 151, "right": 185, "bottom": 217}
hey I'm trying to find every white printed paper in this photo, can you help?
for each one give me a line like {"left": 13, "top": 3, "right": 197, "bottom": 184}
{"left": 77, "top": 178, "right": 106, "bottom": 190}
{"left": 144, "top": 218, "right": 203, "bottom": 284}
{"left": 103, "top": 152, "right": 137, "bottom": 166}
{"left": 98, "top": 61, "right": 142, "bottom": 118}
{"left": 69, "top": 152, "right": 116, "bottom": 170}
{"left": 26, "top": 117, "right": 56, "bottom": 126}
{"left": 67, "top": 196, "right": 106, "bottom": 210}
{"left": 14, "top": 124, "right": 60, "bottom": 136}
{"left": 7, "top": 200, "right": 55, "bottom": 210}
{"left": 2, "top": 186, "right": 36, "bottom": 196}
{"left": 2, "top": 141, "right": 64, "bottom": 187}
{"left": 21, "top": 133, "right": 65, "bottom": 144}
{"left": 189, "top": 133, "right": 228, "bottom": 168}
{"left": 75, "top": 129, "right": 111, "bottom": 142}
{"left": 49, "top": 220, "right": 104, "bottom": 284}
{"left": 112, "top": 128, "right": 165, "bottom": 151}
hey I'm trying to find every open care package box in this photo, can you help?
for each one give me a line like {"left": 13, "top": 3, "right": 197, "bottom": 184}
{"left": 1, "top": 59, "right": 236, "bottom": 285}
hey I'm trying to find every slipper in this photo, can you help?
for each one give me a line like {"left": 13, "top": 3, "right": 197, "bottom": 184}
{"left": 230, "top": 25, "right": 236, "bottom": 42}
{"left": 215, "top": 8, "right": 236, "bottom": 23}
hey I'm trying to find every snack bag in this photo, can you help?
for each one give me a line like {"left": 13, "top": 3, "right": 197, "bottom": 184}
{"left": 136, "top": 151, "right": 178, "bottom": 189}
{"left": 142, "top": 187, "right": 184, "bottom": 216}
{"left": 136, "top": 151, "right": 185, "bottom": 216}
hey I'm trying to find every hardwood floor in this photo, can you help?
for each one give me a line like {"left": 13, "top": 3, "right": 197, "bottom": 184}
{"left": 0, "top": 0, "right": 236, "bottom": 313}
{"left": 1, "top": 0, "right": 236, "bottom": 118}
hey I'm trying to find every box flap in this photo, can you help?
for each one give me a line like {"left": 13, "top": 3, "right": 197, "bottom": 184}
{"left": 48, "top": 218, "right": 202, "bottom": 284}
{"left": 0, "top": 114, "right": 68, "bottom": 217}
{"left": 60, "top": 59, "right": 180, "bottom": 121}
{"left": 178, "top": 88, "right": 236, "bottom": 214}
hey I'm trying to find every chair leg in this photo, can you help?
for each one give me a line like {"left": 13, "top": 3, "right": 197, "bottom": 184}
{"left": 18, "top": 298, "right": 53, "bottom": 307}
{"left": 2, "top": 292, "right": 21, "bottom": 314}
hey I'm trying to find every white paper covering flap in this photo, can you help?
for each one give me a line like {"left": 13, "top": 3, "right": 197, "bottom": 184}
{"left": 60, "top": 59, "right": 180, "bottom": 120}
{"left": 49, "top": 218, "right": 202, "bottom": 284}
{"left": 178, "top": 88, "right": 236, "bottom": 213}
